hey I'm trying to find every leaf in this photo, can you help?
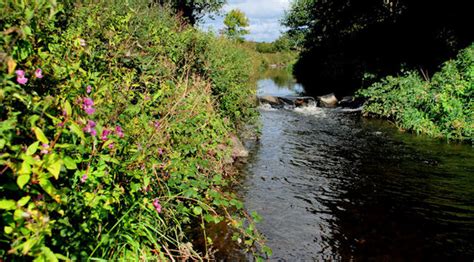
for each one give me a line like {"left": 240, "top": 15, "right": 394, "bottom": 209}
{"left": 69, "top": 122, "right": 85, "bottom": 140}
{"left": 0, "top": 199, "right": 16, "bottom": 210}
{"left": 63, "top": 157, "right": 77, "bottom": 170}
{"left": 193, "top": 206, "right": 202, "bottom": 215}
{"left": 63, "top": 100, "right": 72, "bottom": 117}
{"left": 18, "top": 196, "right": 31, "bottom": 207}
{"left": 39, "top": 177, "right": 60, "bottom": 203}
{"left": 4, "top": 226, "right": 13, "bottom": 234}
{"left": 40, "top": 247, "right": 58, "bottom": 262}
{"left": 18, "top": 160, "right": 31, "bottom": 175}
{"left": 17, "top": 174, "right": 31, "bottom": 189}
{"left": 33, "top": 127, "right": 49, "bottom": 144}
{"left": 26, "top": 141, "right": 40, "bottom": 156}
{"left": 7, "top": 57, "right": 17, "bottom": 74}
{"left": 46, "top": 159, "right": 62, "bottom": 179}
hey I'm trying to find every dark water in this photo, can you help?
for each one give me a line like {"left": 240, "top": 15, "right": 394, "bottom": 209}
{"left": 230, "top": 71, "right": 474, "bottom": 260}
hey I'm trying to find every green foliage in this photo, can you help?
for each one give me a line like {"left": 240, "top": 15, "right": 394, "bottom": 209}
{"left": 222, "top": 9, "right": 250, "bottom": 42}
{"left": 358, "top": 44, "right": 474, "bottom": 143}
{"left": 0, "top": 0, "right": 266, "bottom": 260}
{"left": 158, "top": 0, "right": 226, "bottom": 25}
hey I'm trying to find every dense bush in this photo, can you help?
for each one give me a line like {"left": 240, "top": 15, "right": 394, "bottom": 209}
{"left": 0, "top": 0, "right": 268, "bottom": 260}
{"left": 358, "top": 44, "right": 473, "bottom": 143}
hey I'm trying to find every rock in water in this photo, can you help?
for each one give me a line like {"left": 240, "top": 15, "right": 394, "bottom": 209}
{"left": 258, "top": 96, "right": 281, "bottom": 105}
{"left": 317, "top": 93, "right": 338, "bottom": 107}
{"left": 230, "top": 134, "right": 248, "bottom": 158}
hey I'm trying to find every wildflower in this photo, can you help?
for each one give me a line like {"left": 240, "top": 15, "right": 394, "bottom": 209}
{"left": 79, "top": 38, "right": 86, "bottom": 47}
{"left": 82, "top": 97, "right": 95, "bottom": 115}
{"left": 153, "top": 198, "right": 162, "bottom": 213}
{"left": 158, "top": 148, "right": 163, "bottom": 156}
{"left": 83, "top": 120, "right": 97, "bottom": 137}
{"left": 40, "top": 143, "right": 50, "bottom": 154}
{"left": 15, "top": 70, "right": 25, "bottom": 77}
{"left": 154, "top": 121, "right": 161, "bottom": 129}
{"left": 115, "top": 125, "right": 124, "bottom": 138}
{"left": 35, "top": 68, "right": 43, "bottom": 78}
{"left": 108, "top": 142, "right": 114, "bottom": 149}
{"left": 86, "top": 85, "right": 92, "bottom": 94}
{"left": 81, "top": 174, "right": 88, "bottom": 183}
{"left": 101, "top": 129, "right": 112, "bottom": 141}
{"left": 15, "top": 70, "right": 28, "bottom": 85}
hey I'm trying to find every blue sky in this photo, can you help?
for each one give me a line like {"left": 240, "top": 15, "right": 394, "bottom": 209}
{"left": 200, "top": 0, "right": 292, "bottom": 42}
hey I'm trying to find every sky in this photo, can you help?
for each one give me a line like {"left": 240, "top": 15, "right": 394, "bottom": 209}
{"left": 200, "top": 0, "right": 292, "bottom": 43}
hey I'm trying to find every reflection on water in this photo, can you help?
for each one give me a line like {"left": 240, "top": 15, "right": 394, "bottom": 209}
{"left": 236, "top": 71, "right": 474, "bottom": 260}
{"left": 257, "top": 69, "right": 304, "bottom": 97}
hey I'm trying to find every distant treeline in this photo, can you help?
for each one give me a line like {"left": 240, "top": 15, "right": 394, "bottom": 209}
{"left": 284, "top": 0, "right": 474, "bottom": 95}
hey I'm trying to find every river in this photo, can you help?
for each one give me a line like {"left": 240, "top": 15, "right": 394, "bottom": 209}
{"left": 227, "top": 70, "right": 474, "bottom": 260}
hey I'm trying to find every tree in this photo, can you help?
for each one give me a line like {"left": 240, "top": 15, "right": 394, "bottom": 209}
{"left": 157, "top": 0, "right": 226, "bottom": 25}
{"left": 222, "top": 9, "right": 250, "bottom": 42}
{"left": 283, "top": 0, "right": 474, "bottom": 96}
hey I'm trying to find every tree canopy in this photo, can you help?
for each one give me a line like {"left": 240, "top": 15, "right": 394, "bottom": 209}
{"left": 157, "top": 0, "right": 226, "bottom": 25}
{"left": 284, "top": 0, "right": 474, "bottom": 95}
{"left": 223, "top": 9, "right": 250, "bottom": 42}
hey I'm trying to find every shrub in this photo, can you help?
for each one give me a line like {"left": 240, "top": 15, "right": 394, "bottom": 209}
{"left": 0, "top": 0, "right": 267, "bottom": 260}
{"left": 358, "top": 44, "right": 474, "bottom": 143}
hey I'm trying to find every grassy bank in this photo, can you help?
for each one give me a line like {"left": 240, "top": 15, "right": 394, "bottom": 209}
{"left": 358, "top": 44, "right": 473, "bottom": 143}
{"left": 0, "top": 0, "right": 269, "bottom": 260}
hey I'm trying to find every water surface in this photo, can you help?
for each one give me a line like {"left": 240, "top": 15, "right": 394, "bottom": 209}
{"left": 235, "top": 70, "right": 474, "bottom": 260}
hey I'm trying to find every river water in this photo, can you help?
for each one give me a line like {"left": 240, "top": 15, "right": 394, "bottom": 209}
{"left": 231, "top": 71, "right": 474, "bottom": 260}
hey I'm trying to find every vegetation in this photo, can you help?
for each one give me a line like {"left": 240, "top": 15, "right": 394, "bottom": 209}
{"left": 222, "top": 9, "right": 249, "bottom": 42}
{"left": 157, "top": 0, "right": 226, "bottom": 25}
{"left": 283, "top": 0, "right": 473, "bottom": 95}
{"left": 0, "top": 0, "right": 271, "bottom": 260}
{"left": 358, "top": 44, "right": 474, "bottom": 143}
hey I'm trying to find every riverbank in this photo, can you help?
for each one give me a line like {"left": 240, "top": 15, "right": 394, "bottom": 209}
{"left": 0, "top": 1, "right": 268, "bottom": 260}
{"left": 358, "top": 44, "right": 473, "bottom": 143}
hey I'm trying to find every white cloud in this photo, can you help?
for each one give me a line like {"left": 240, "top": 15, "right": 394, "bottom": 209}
{"left": 200, "top": 0, "right": 291, "bottom": 42}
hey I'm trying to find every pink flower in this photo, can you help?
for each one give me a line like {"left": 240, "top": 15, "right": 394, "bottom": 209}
{"left": 82, "top": 97, "right": 95, "bottom": 115}
{"left": 15, "top": 70, "right": 25, "bottom": 77}
{"left": 15, "top": 70, "right": 28, "bottom": 85}
{"left": 86, "top": 85, "right": 92, "bottom": 94}
{"left": 40, "top": 143, "right": 49, "bottom": 154}
{"left": 81, "top": 174, "right": 88, "bottom": 183}
{"left": 153, "top": 198, "right": 162, "bottom": 213}
{"left": 108, "top": 143, "right": 114, "bottom": 149}
{"left": 115, "top": 125, "right": 124, "bottom": 138}
{"left": 17, "top": 77, "right": 28, "bottom": 85}
{"left": 154, "top": 121, "right": 161, "bottom": 129}
{"left": 84, "top": 107, "right": 95, "bottom": 115}
{"left": 83, "top": 98, "right": 94, "bottom": 107}
{"left": 83, "top": 120, "right": 97, "bottom": 137}
{"left": 101, "top": 129, "right": 112, "bottom": 141}
{"left": 35, "top": 68, "right": 43, "bottom": 78}
{"left": 158, "top": 148, "right": 163, "bottom": 155}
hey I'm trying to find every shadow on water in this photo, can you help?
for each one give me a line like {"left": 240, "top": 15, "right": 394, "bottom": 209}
{"left": 214, "top": 69, "right": 474, "bottom": 260}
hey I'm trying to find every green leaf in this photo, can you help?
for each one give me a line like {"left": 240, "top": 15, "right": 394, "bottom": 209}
{"left": 0, "top": 199, "right": 16, "bottom": 210}
{"left": 69, "top": 122, "right": 85, "bottom": 140}
{"left": 4, "top": 226, "right": 13, "bottom": 234}
{"left": 17, "top": 174, "right": 30, "bottom": 189}
{"left": 26, "top": 141, "right": 40, "bottom": 156}
{"left": 39, "top": 177, "right": 60, "bottom": 203}
{"left": 18, "top": 161, "right": 31, "bottom": 176}
{"left": 46, "top": 159, "right": 62, "bottom": 180}
{"left": 18, "top": 196, "right": 31, "bottom": 207}
{"left": 40, "top": 247, "right": 58, "bottom": 262}
{"left": 193, "top": 206, "right": 202, "bottom": 215}
{"left": 63, "top": 157, "right": 77, "bottom": 170}
{"left": 63, "top": 100, "right": 72, "bottom": 117}
{"left": 33, "top": 127, "right": 49, "bottom": 144}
